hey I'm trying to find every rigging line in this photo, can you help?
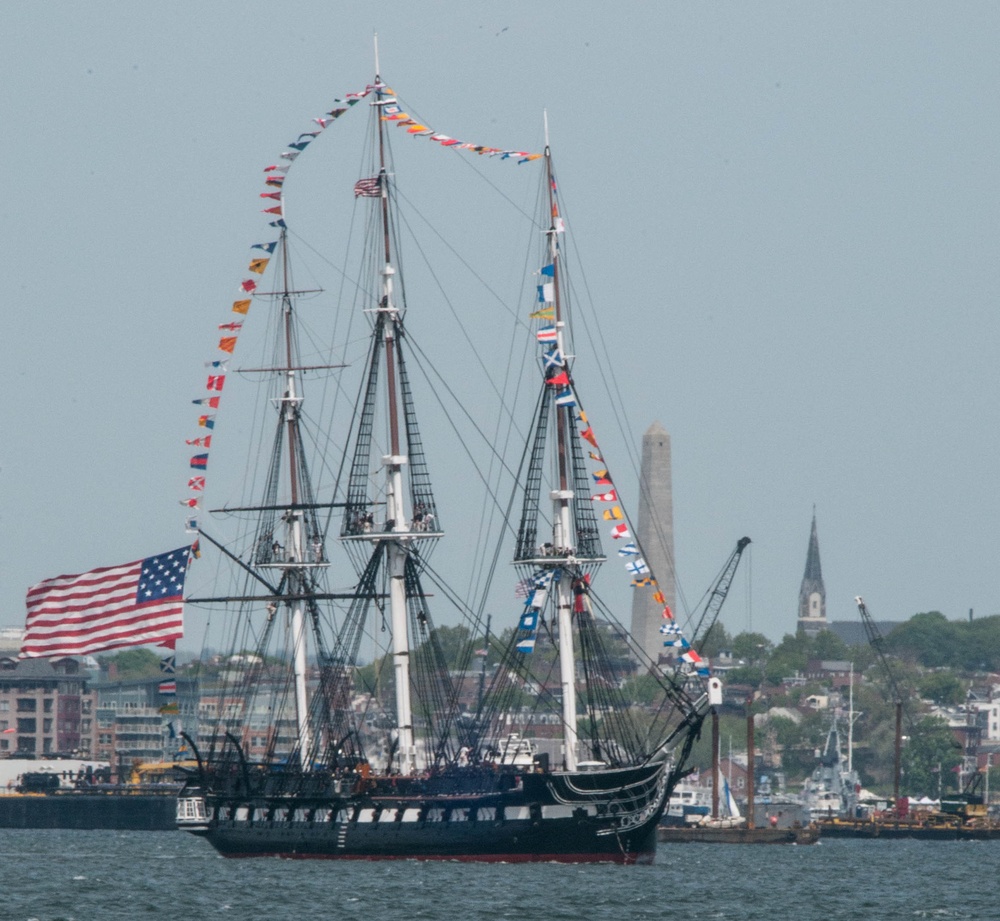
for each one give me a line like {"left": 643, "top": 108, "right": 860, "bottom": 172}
{"left": 462, "top": 177, "right": 549, "bottom": 606}
{"left": 566, "top": 284, "right": 687, "bottom": 617}
{"left": 587, "top": 587, "right": 695, "bottom": 709}
{"left": 319, "top": 306, "right": 384, "bottom": 550}
{"left": 391, "top": 180, "right": 539, "bottom": 326}
{"left": 402, "top": 324, "right": 528, "bottom": 616}
{"left": 293, "top": 405, "right": 352, "bottom": 538}
{"left": 270, "top": 144, "right": 380, "bottom": 310}
{"left": 387, "top": 187, "right": 542, "bottom": 598}
{"left": 192, "top": 528, "right": 280, "bottom": 597}
{"left": 407, "top": 553, "right": 492, "bottom": 647}
{"left": 402, "top": 327, "right": 531, "bottom": 607}
{"left": 392, "top": 93, "right": 542, "bottom": 226}
{"left": 270, "top": 132, "right": 374, "bottom": 490}
{"left": 403, "top": 330, "right": 526, "bottom": 543}
{"left": 551, "top": 187, "right": 692, "bottom": 620}
{"left": 228, "top": 294, "right": 288, "bottom": 533}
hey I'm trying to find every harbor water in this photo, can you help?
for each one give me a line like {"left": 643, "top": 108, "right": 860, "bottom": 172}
{"left": 1, "top": 830, "right": 994, "bottom": 921}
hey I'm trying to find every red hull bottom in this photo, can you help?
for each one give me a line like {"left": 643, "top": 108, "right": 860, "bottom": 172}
{"left": 216, "top": 849, "right": 653, "bottom": 864}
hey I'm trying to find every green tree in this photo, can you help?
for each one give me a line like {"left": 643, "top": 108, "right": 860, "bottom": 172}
{"left": 887, "top": 611, "right": 957, "bottom": 668}
{"left": 810, "top": 630, "right": 850, "bottom": 661}
{"left": 99, "top": 648, "right": 161, "bottom": 679}
{"left": 772, "top": 710, "right": 831, "bottom": 781}
{"left": 721, "top": 664, "right": 765, "bottom": 687}
{"left": 917, "top": 672, "right": 966, "bottom": 707}
{"left": 901, "top": 716, "right": 962, "bottom": 797}
{"left": 621, "top": 673, "right": 667, "bottom": 707}
{"left": 965, "top": 616, "right": 1000, "bottom": 671}
{"left": 697, "top": 623, "right": 732, "bottom": 659}
{"left": 418, "top": 624, "right": 473, "bottom": 670}
{"left": 687, "top": 712, "right": 747, "bottom": 771}
{"left": 764, "top": 633, "right": 810, "bottom": 684}
{"left": 730, "top": 632, "right": 774, "bottom": 664}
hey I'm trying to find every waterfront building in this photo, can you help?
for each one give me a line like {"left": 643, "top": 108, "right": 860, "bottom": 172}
{"left": 90, "top": 676, "right": 199, "bottom": 771}
{"left": 0, "top": 656, "right": 96, "bottom": 757}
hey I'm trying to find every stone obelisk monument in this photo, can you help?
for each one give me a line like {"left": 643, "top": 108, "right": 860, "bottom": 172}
{"left": 630, "top": 421, "right": 677, "bottom": 667}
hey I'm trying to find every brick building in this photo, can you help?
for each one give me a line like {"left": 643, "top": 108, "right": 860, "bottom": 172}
{"left": 0, "top": 656, "right": 96, "bottom": 756}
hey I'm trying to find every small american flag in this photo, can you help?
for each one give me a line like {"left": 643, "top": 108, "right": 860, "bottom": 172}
{"left": 21, "top": 547, "right": 190, "bottom": 658}
{"left": 353, "top": 176, "right": 381, "bottom": 198}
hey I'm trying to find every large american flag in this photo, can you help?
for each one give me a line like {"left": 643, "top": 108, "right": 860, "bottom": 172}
{"left": 21, "top": 546, "right": 190, "bottom": 658}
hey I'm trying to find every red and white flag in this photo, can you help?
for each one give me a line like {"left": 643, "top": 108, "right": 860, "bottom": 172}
{"left": 354, "top": 176, "right": 381, "bottom": 197}
{"left": 21, "top": 547, "right": 191, "bottom": 658}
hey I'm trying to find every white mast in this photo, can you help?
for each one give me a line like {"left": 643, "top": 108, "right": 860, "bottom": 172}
{"left": 847, "top": 662, "right": 855, "bottom": 774}
{"left": 284, "top": 374, "right": 310, "bottom": 760}
{"left": 372, "top": 73, "right": 416, "bottom": 776}
{"left": 274, "top": 229, "right": 312, "bottom": 762}
{"left": 543, "top": 134, "right": 578, "bottom": 771}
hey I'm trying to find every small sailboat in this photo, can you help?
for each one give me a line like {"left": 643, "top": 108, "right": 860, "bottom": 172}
{"left": 658, "top": 698, "right": 818, "bottom": 844}
{"left": 175, "top": 59, "right": 714, "bottom": 863}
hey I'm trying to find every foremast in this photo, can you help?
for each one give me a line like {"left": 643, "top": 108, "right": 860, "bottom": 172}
{"left": 227, "top": 224, "right": 333, "bottom": 768}
{"left": 276, "top": 232, "right": 313, "bottom": 761}
{"left": 510, "top": 141, "right": 606, "bottom": 771}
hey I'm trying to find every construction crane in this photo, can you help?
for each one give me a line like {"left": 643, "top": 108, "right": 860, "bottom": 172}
{"left": 855, "top": 596, "right": 911, "bottom": 811}
{"left": 856, "top": 596, "right": 981, "bottom": 820}
{"left": 690, "top": 536, "right": 752, "bottom": 652}
{"left": 686, "top": 536, "right": 750, "bottom": 820}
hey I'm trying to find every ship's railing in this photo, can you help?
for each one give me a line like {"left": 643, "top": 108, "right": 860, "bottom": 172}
{"left": 176, "top": 795, "right": 208, "bottom": 828}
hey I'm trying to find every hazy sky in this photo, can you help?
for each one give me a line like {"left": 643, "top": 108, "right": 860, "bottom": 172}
{"left": 2, "top": 2, "right": 998, "bottom": 646}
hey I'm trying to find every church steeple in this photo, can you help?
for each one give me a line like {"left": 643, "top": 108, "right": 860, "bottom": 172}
{"left": 797, "top": 509, "right": 828, "bottom": 637}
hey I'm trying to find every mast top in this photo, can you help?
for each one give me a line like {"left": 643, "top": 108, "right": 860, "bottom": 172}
{"left": 373, "top": 32, "right": 380, "bottom": 83}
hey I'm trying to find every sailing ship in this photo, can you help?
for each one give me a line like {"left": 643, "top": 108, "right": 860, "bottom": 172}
{"left": 175, "top": 64, "right": 712, "bottom": 863}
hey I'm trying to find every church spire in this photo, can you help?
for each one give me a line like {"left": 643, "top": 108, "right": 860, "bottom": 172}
{"left": 797, "top": 509, "right": 828, "bottom": 637}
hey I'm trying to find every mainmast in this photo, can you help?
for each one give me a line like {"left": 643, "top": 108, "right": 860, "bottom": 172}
{"left": 338, "top": 69, "right": 445, "bottom": 776}
{"left": 374, "top": 75, "right": 415, "bottom": 776}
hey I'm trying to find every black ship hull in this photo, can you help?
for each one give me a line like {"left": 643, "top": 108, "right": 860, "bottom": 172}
{"left": 0, "top": 793, "right": 177, "bottom": 831}
{"left": 179, "top": 761, "right": 672, "bottom": 864}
